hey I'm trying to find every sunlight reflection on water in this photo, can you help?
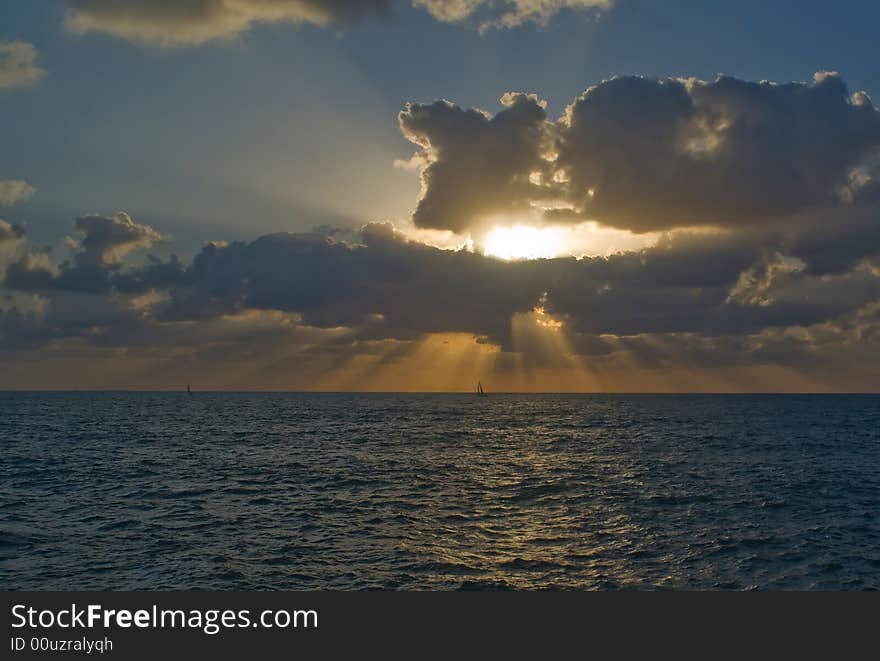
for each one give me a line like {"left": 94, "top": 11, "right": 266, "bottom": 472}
{"left": 1, "top": 393, "right": 879, "bottom": 590}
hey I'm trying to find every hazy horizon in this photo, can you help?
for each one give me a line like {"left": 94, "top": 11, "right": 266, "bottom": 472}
{"left": 3, "top": 389, "right": 879, "bottom": 395}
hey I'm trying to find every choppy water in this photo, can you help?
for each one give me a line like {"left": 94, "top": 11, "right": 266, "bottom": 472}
{"left": 1, "top": 393, "right": 879, "bottom": 590}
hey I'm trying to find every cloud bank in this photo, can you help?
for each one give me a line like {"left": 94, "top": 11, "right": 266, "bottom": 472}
{"left": 3, "top": 202, "right": 879, "bottom": 386}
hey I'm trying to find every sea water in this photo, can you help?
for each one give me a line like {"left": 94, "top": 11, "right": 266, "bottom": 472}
{"left": 1, "top": 392, "right": 878, "bottom": 590}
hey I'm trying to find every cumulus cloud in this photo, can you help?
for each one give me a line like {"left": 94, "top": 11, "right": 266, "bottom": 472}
{"left": 6, "top": 212, "right": 164, "bottom": 293}
{"left": 0, "top": 40, "right": 45, "bottom": 89}
{"left": 73, "top": 212, "right": 165, "bottom": 264}
{"left": 0, "top": 180, "right": 36, "bottom": 205}
{"left": 399, "top": 92, "right": 553, "bottom": 235}
{"left": 400, "top": 72, "right": 880, "bottom": 235}
{"left": 556, "top": 72, "right": 880, "bottom": 232}
{"left": 63, "top": 0, "right": 612, "bottom": 46}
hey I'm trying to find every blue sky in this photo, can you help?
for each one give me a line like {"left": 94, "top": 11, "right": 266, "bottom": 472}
{"left": 3, "top": 1, "right": 879, "bottom": 252}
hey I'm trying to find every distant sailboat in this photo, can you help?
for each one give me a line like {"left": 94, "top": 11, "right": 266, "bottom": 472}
{"left": 477, "top": 381, "right": 488, "bottom": 398}
{"left": 187, "top": 383, "right": 192, "bottom": 395}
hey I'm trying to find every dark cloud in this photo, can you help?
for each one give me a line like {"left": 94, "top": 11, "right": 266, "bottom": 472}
{"left": 4, "top": 251, "right": 59, "bottom": 291}
{"left": 0, "top": 219, "right": 26, "bottom": 243}
{"left": 400, "top": 72, "right": 880, "bottom": 235}
{"left": 399, "top": 93, "right": 553, "bottom": 235}
{"left": 557, "top": 72, "right": 880, "bottom": 232}
{"left": 145, "top": 224, "right": 554, "bottom": 347}
{"left": 6, "top": 214, "right": 878, "bottom": 362}
{"left": 4, "top": 212, "right": 163, "bottom": 293}
{"left": 777, "top": 201, "right": 880, "bottom": 276}
{"left": 1, "top": 213, "right": 879, "bottom": 394}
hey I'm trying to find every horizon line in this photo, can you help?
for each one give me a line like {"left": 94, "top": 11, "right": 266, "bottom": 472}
{"left": 1, "top": 389, "right": 878, "bottom": 395}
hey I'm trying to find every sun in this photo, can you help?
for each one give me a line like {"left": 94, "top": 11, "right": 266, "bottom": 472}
{"left": 483, "top": 225, "right": 565, "bottom": 260}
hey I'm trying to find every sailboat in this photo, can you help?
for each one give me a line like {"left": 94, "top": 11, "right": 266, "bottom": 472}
{"left": 477, "top": 381, "right": 488, "bottom": 398}
{"left": 187, "top": 383, "right": 192, "bottom": 395}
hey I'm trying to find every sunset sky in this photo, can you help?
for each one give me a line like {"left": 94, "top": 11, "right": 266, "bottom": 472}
{"left": 2, "top": 0, "right": 880, "bottom": 391}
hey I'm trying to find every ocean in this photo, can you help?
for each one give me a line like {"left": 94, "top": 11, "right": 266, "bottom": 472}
{"left": 1, "top": 392, "right": 878, "bottom": 590}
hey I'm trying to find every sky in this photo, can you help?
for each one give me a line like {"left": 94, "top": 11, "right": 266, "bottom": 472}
{"left": 1, "top": 0, "right": 880, "bottom": 391}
